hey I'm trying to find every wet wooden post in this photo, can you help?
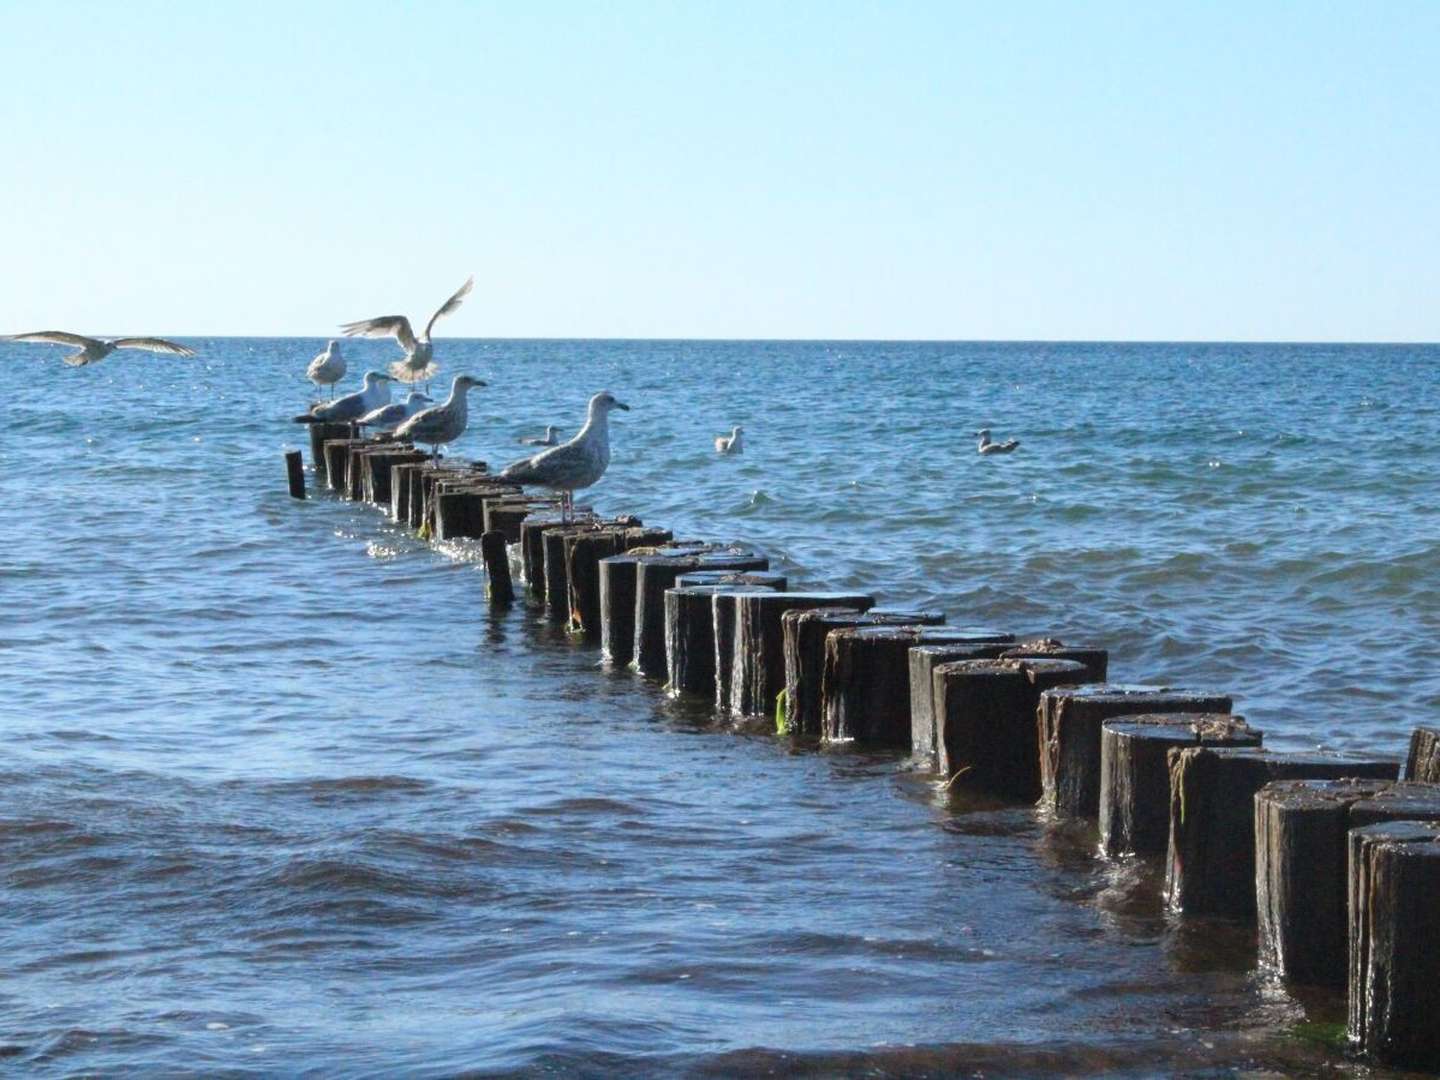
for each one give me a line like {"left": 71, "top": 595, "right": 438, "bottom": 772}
{"left": 1098, "top": 714, "right": 1261, "bottom": 858}
{"left": 480, "top": 530, "right": 514, "bottom": 605}
{"left": 567, "top": 525, "right": 668, "bottom": 637}
{"left": 633, "top": 548, "right": 769, "bottom": 679}
{"left": 596, "top": 544, "right": 706, "bottom": 666}
{"left": 435, "top": 483, "right": 518, "bottom": 542}
{"left": 1405, "top": 726, "right": 1440, "bottom": 781}
{"left": 521, "top": 513, "right": 572, "bottom": 599}
{"left": 908, "top": 642, "right": 1022, "bottom": 765}
{"left": 284, "top": 450, "right": 305, "bottom": 499}
{"left": 323, "top": 436, "right": 366, "bottom": 494}
{"left": 307, "top": 421, "right": 351, "bottom": 482}
{"left": 1037, "top": 685, "right": 1234, "bottom": 818}
{"left": 1000, "top": 639, "right": 1109, "bottom": 682}
{"left": 390, "top": 462, "right": 426, "bottom": 523}
{"left": 363, "top": 447, "right": 427, "bottom": 507}
{"left": 931, "top": 658, "right": 1092, "bottom": 798}
{"left": 1255, "top": 779, "right": 1440, "bottom": 986}
{"left": 485, "top": 497, "right": 562, "bottom": 544}
{"left": 346, "top": 440, "right": 390, "bottom": 501}
{"left": 781, "top": 609, "right": 948, "bottom": 738}
{"left": 1348, "top": 820, "right": 1440, "bottom": 1068}
{"left": 419, "top": 465, "right": 491, "bottom": 535}
{"left": 730, "top": 592, "right": 875, "bottom": 719}
{"left": 823, "top": 626, "right": 1020, "bottom": 748}
{"left": 666, "top": 573, "right": 787, "bottom": 697}
{"left": 1163, "top": 746, "right": 1400, "bottom": 919}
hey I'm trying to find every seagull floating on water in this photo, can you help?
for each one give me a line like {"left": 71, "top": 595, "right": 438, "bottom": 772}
{"left": 306, "top": 340, "right": 346, "bottom": 397}
{"left": 519, "top": 425, "right": 559, "bottom": 447}
{"left": 5, "top": 330, "right": 195, "bottom": 366}
{"left": 976, "top": 428, "right": 1020, "bottom": 455}
{"left": 499, "top": 391, "right": 629, "bottom": 521}
{"left": 356, "top": 390, "right": 433, "bottom": 432}
{"left": 715, "top": 425, "right": 744, "bottom": 455}
{"left": 393, "top": 373, "right": 487, "bottom": 459}
{"left": 293, "top": 370, "right": 393, "bottom": 425}
{"left": 339, "top": 276, "right": 474, "bottom": 389}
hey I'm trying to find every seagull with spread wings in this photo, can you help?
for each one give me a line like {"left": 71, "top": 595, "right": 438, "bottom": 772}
{"left": 338, "top": 276, "right": 473, "bottom": 390}
{"left": 5, "top": 330, "right": 196, "bottom": 366}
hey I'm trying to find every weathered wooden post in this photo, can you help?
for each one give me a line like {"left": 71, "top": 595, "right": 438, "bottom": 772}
{"left": 1099, "top": 714, "right": 1260, "bottom": 858}
{"left": 1037, "top": 685, "right": 1234, "bottom": 818}
{"left": 780, "top": 609, "right": 947, "bottom": 737}
{"left": 1405, "top": 726, "right": 1440, "bottom": 781}
{"left": 597, "top": 550, "right": 654, "bottom": 667}
{"left": 390, "top": 462, "right": 426, "bottom": 523}
{"left": 931, "top": 658, "right": 1092, "bottom": 798}
{"left": 363, "top": 447, "right": 427, "bottom": 507}
{"left": 324, "top": 436, "right": 366, "bottom": 494}
{"left": 284, "top": 450, "right": 305, "bottom": 499}
{"left": 480, "top": 530, "right": 515, "bottom": 605}
{"left": 1000, "top": 639, "right": 1109, "bottom": 682}
{"left": 1164, "top": 746, "right": 1399, "bottom": 919}
{"left": 346, "top": 440, "right": 393, "bottom": 501}
{"left": 823, "top": 626, "right": 1021, "bottom": 748}
{"left": 565, "top": 524, "right": 669, "bottom": 637}
{"left": 307, "top": 421, "right": 351, "bottom": 482}
{"left": 485, "top": 497, "right": 557, "bottom": 544}
{"left": 729, "top": 592, "right": 875, "bottom": 718}
{"left": 435, "top": 489, "right": 491, "bottom": 540}
{"left": 666, "top": 573, "right": 787, "bottom": 697}
{"left": 520, "top": 513, "right": 571, "bottom": 598}
{"left": 909, "top": 641, "right": 1018, "bottom": 765}
{"left": 1348, "top": 819, "right": 1440, "bottom": 1067}
{"left": 633, "top": 548, "right": 769, "bottom": 679}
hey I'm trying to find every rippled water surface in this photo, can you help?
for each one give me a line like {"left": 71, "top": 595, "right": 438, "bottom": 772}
{"left": 2, "top": 339, "right": 1437, "bottom": 1076}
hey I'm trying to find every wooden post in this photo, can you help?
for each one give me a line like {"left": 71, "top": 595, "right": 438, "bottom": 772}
{"left": 435, "top": 490, "right": 490, "bottom": 540}
{"left": 1099, "top": 714, "right": 1260, "bottom": 859}
{"left": 1348, "top": 820, "right": 1440, "bottom": 1067}
{"left": 284, "top": 450, "right": 305, "bottom": 499}
{"left": 364, "top": 448, "right": 427, "bottom": 507}
{"left": 1164, "top": 746, "right": 1400, "bottom": 919}
{"left": 822, "top": 626, "right": 1020, "bottom": 748}
{"left": 521, "top": 513, "right": 571, "bottom": 598}
{"left": 480, "top": 530, "right": 514, "bottom": 605}
{"left": 1000, "top": 639, "right": 1109, "bottom": 682}
{"left": 1037, "top": 685, "right": 1234, "bottom": 818}
{"left": 1404, "top": 726, "right": 1440, "bottom": 781}
{"left": 323, "top": 437, "right": 366, "bottom": 494}
{"left": 1256, "top": 778, "right": 1440, "bottom": 986}
{"left": 908, "top": 641, "right": 1019, "bottom": 766}
{"left": 665, "top": 573, "right": 787, "bottom": 697}
{"left": 931, "top": 658, "right": 1092, "bottom": 798}
{"left": 729, "top": 592, "right": 875, "bottom": 718}
{"left": 484, "top": 497, "right": 562, "bottom": 544}
{"left": 566, "top": 525, "right": 671, "bottom": 638}
{"left": 598, "top": 552, "right": 645, "bottom": 667}
{"left": 781, "top": 609, "right": 949, "bottom": 738}
{"left": 307, "top": 421, "right": 351, "bottom": 481}
{"left": 346, "top": 440, "right": 392, "bottom": 501}
{"left": 391, "top": 462, "right": 424, "bottom": 523}
{"left": 632, "top": 548, "right": 769, "bottom": 679}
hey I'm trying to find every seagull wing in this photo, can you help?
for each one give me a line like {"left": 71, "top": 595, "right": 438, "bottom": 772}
{"left": 422, "top": 275, "right": 474, "bottom": 340}
{"left": 112, "top": 337, "right": 197, "bottom": 357}
{"left": 6, "top": 330, "right": 103, "bottom": 349}
{"left": 339, "top": 315, "right": 418, "bottom": 352}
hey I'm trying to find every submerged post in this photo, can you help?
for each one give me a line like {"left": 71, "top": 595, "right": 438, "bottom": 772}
{"left": 481, "top": 530, "right": 514, "bottom": 605}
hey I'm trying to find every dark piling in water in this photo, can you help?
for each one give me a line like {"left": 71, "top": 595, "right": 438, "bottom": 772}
{"left": 909, "top": 642, "right": 1019, "bottom": 766}
{"left": 1038, "top": 685, "right": 1234, "bottom": 818}
{"left": 285, "top": 450, "right": 305, "bottom": 499}
{"left": 308, "top": 422, "right": 352, "bottom": 482}
{"left": 1000, "top": 639, "right": 1109, "bottom": 683}
{"left": 1348, "top": 819, "right": 1440, "bottom": 1068}
{"left": 390, "top": 462, "right": 424, "bottom": 523}
{"left": 564, "top": 524, "right": 668, "bottom": 637}
{"left": 931, "top": 657, "right": 1092, "bottom": 797}
{"left": 481, "top": 530, "right": 515, "bottom": 605}
{"left": 823, "top": 626, "right": 1020, "bottom": 748}
{"left": 632, "top": 548, "right": 769, "bottom": 679}
{"left": 363, "top": 447, "right": 428, "bottom": 507}
{"left": 1404, "top": 726, "right": 1440, "bottom": 781}
{"left": 520, "top": 514, "right": 570, "bottom": 599}
{"left": 323, "top": 437, "right": 367, "bottom": 494}
{"left": 666, "top": 573, "right": 787, "bottom": 697}
{"left": 729, "top": 592, "right": 875, "bottom": 718}
{"left": 1099, "top": 714, "right": 1261, "bottom": 859}
{"left": 484, "top": 497, "right": 560, "bottom": 544}
{"left": 1164, "top": 746, "right": 1400, "bottom": 919}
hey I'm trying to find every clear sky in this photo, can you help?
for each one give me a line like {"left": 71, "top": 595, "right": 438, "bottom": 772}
{"left": 2, "top": 1, "right": 1436, "bottom": 341}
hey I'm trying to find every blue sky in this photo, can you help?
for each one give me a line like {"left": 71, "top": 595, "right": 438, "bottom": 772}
{"left": 2, "top": 1, "right": 1436, "bottom": 341}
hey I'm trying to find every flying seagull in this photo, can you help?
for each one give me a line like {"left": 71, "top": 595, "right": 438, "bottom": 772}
{"left": 499, "top": 391, "right": 629, "bottom": 521}
{"left": 5, "top": 331, "right": 195, "bottom": 366}
{"left": 338, "top": 276, "right": 474, "bottom": 389}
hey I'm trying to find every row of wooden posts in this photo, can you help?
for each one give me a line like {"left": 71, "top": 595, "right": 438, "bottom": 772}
{"left": 287, "top": 427, "right": 1440, "bottom": 1072}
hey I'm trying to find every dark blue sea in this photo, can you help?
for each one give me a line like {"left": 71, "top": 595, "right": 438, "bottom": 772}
{"left": 2, "top": 339, "right": 1437, "bottom": 1076}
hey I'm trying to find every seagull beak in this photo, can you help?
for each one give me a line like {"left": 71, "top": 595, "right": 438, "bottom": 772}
{"left": 615, "top": 401, "right": 631, "bottom": 411}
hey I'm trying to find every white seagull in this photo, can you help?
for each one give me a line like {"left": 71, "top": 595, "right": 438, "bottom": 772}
{"left": 356, "top": 390, "right": 433, "bottom": 432}
{"left": 499, "top": 391, "right": 630, "bottom": 521}
{"left": 518, "top": 425, "right": 559, "bottom": 447}
{"left": 338, "top": 276, "right": 474, "bottom": 389}
{"left": 306, "top": 340, "right": 346, "bottom": 397}
{"left": 715, "top": 425, "right": 744, "bottom": 455}
{"left": 5, "top": 330, "right": 195, "bottom": 366}
{"left": 293, "top": 370, "right": 393, "bottom": 425}
{"left": 976, "top": 428, "right": 1020, "bottom": 455}
{"left": 393, "top": 373, "right": 487, "bottom": 459}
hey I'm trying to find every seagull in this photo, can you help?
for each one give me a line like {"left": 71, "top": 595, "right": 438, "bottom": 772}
{"left": 976, "top": 428, "right": 1020, "bottom": 455}
{"left": 4, "top": 330, "right": 195, "bottom": 366}
{"left": 499, "top": 391, "right": 630, "bottom": 522}
{"left": 715, "top": 425, "right": 744, "bottom": 455}
{"left": 356, "top": 390, "right": 433, "bottom": 433}
{"left": 392, "top": 373, "right": 487, "bottom": 459}
{"left": 338, "top": 276, "right": 474, "bottom": 390}
{"left": 293, "top": 370, "right": 393, "bottom": 424}
{"left": 519, "top": 425, "right": 559, "bottom": 447}
{"left": 306, "top": 340, "right": 346, "bottom": 397}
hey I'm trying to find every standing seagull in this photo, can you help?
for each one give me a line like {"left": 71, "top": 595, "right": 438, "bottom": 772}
{"left": 715, "top": 425, "right": 744, "bottom": 455}
{"left": 293, "top": 370, "right": 393, "bottom": 424}
{"left": 4, "top": 330, "right": 195, "bottom": 366}
{"left": 518, "top": 425, "right": 559, "bottom": 447}
{"left": 338, "top": 276, "right": 474, "bottom": 390}
{"left": 392, "top": 373, "right": 487, "bottom": 459}
{"left": 306, "top": 340, "right": 346, "bottom": 397}
{"left": 499, "top": 391, "right": 630, "bottom": 522}
{"left": 356, "top": 391, "right": 433, "bottom": 433}
{"left": 975, "top": 428, "right": 1020, "bottom": 455}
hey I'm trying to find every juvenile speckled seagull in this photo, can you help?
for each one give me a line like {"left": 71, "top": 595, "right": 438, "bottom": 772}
{"left": 306, "top": 340, "right": 346, "bottom": 397}
{"left": 975, "top": 428, "right": 1020, "bottom": 455}
{"left": 393, "top": 373, "right": 487, "bottom": 459}
{"left": 499, "top": 391, "right": 630, "bottom": 521}
{"left": 518, "top": 425, "right": 559, "bottom": 447}
{"left": 715, "top": 425, "right": 744, "bottom": 455}
{"left": 356, "top": 390, "right": 432, "bottom": 433}
{"left": 293, "top": 370, "right": 393, "bottom": 424}
{"left": 339, "top": 276, "right": 474, "bottom": 389}
{"left": 5, "top": 330, "right": 195, "bottom": 366}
